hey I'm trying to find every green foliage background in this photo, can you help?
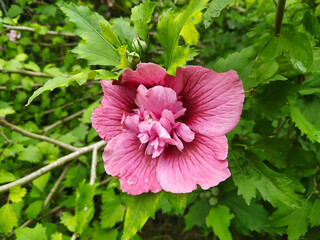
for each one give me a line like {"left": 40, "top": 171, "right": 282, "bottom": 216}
{"left": 0, "top": 0, "right": 320, "bottom": 239}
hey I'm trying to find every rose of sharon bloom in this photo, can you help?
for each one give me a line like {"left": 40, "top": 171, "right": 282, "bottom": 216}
{"left": 91, "top": 63, "right": 244, "bottom": 194}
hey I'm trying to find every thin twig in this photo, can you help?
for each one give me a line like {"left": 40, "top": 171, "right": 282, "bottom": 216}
{"left": 0, "top": 0, "right": 8, "bottom": 17}
{"left": 43, "top": 91, "right": 102, "bottom": 115}
{"left": 43, "top": 109, "right": 85, "bottom": 134}
{"left": 2, "top": 24, "right": 77, "bottom": 37}
{"left": 0, "top": 83, "right": 42, "bottom": 90}
{"left": 0, "top": 67, "right": 53, "bottom": 78}
{"left": 0, "top": 140, "right": 106, "bottom": 193}
{"left": 42, "top": 162, "right": 73, "bottom": 213}
{"left": 0, "top": 119, "right": 79, "bottom": 152}
{"left": 0, "top": 130, "right": 12, "bottom": 143}
{"left": 274, "top": 0, "right": 287, "bottom": 36}
{"left": 90, "top": 145, "right": 99, "bottom": 185}
{"left": 98, "top": 177, "right": 113, "bottom": 187}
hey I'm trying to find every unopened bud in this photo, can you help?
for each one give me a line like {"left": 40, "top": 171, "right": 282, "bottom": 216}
{"left": 210, "top": 187, "right": 220, "bottom": 196}
{"left": 209, "top": 197, "right": 218, "bottom": 206}
{"left": 127, "top": 52, "right": 140, "bottom": 66}
{"left": 133, "top": 37, "right": 147, "bottom": 52}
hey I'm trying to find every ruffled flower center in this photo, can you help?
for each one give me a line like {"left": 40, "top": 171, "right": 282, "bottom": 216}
{"left": 122, "top": 84, "right": 195, "bottom": 158}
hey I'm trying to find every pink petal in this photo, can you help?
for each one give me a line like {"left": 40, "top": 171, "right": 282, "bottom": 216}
{"left": 122, "top": 63, "right": 174, "bottom": 88}
{"left": 135, "top": 85, "right": 185, "bottom": 118}
{"left": 174, "top": 66, "right": 245, "bottom": 137}
{"left": 91, "top": 81, "right": 136, "bottom": 142}
{"left": 156, "top": 134, "right": 230, "bottom": 193}
{"left": 103, "top": 133, "right": 162, "bottom": 194}
{"left": 174, "top": 122, "right": 195, "bottom": 143}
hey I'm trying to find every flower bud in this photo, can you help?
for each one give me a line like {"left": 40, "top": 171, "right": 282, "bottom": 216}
{"left": 209, "top": 197, "right": 218, "bottom": 206}
{"left": 127, "top": 52, "right": 140, "bottom": 66}
{"left": 133, "top": 37, "right": 147, "bottom": 52}
{"left": 210, "top": 187, "right": 220, "bottom": 196}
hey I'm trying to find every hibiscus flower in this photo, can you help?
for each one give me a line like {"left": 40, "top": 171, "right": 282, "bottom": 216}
{"left": 91, "top": 63, "right": 244, "bottom": 195}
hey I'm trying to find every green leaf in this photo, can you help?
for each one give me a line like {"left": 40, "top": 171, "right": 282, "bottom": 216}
{"left": 25, "top": 200, "right": 43, "bottom": 219}
{"left": 0, "top": 108, "right": 15, "bottom": 117}
{"left": 223, "top": 192, "right": 269, "bottom": 233}
{"left": 290, "top": 105, "right": 320, "bottom": 143}
{"left": 61, "top": 212, "right": 76, "bottom": 233}
{"left": 212, "top": 46, "right": 256, "bottom": 90}
{"left": 228, "top": 149, "right": 303, "bottom": 208}
{"left": 111, "top": 18, "right": 136, "bottom": 43}
{"left": 100, "top": 189, "right": 125, "bottom": 228}
{"left": 279, "top": 32, "right": 313, "bottom": 73}
{"left": 206, "top": 204, "right": 234, "bottom": 240}
{"left": 27, "top": 71, "right": 95, "bottom": 105}
{"left": 184, "top": 199, "right": 211, "bottom": 230}
{"left": 76, "top": 181, "right": 96, "bottom": 211}
{"left": 99, "top": 21, "right": 121, "bottom": 47}
{"left": 32, "top": 172, "right": 51, "bottom": 192}
{"left": 165, "top": 192, "right": 188, "bottom": 215}
{"left": 309, "top": 199, "right": 320, "bottom": 227}
{"left": 157, "top": 0, "right": 208, "bottom": 74}
{"left": 0, "top": 203, "right": 18, "bottom": 234}
{"left": 15, "top": 223, "right": 48, "bottom": 240}
{"left": 180, "top": 12, "right": 202, "bottom": 45}
{"left": 81, "top": 102, "right": 100, "bottom": 124}
{"left": 122, "top": 192, "right": 161, "bottom": 240}
{"left": 117, "top": 45, "right": 131, "bottom": 69}
{"left": 50, "top": 232, "right": 63, "bottom": 240}
{"left": 18, "top": 145, "right": 42, "bottom": 163}
{"left": 9, "top": 185, "right": 27, "bottom": 203}
{"left": 8, "top": 4, "right": 23, "bottom": 18}
{"left": 0, "top": 170, "right": 16, "bottom": 184}
{"left": 131, "top": 0, "right": 155, "bottom": 41}
{"left": 61, "top": 3, "right": 120, "bottom": 66}
{"left": 203, "top": 0, "right": 235, "bottom": 28}
{"left": 268, "top": 201, "right": 312, "bottom": 240}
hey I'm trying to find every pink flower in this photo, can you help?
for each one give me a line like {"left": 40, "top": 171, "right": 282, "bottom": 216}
{"left": 91, "top": 63, "right": 244, "bottom": 194}
{"left": 6, "top": 30, "right": 21, "bottom": 42}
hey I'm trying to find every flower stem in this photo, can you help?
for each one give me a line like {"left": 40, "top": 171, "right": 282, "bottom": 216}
{"left": 274, "top": 0, "right": 287, "bottom": 37}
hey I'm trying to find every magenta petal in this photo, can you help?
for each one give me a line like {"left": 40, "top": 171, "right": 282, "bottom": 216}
{"left": 103, "top": 133, "right": 162, "bottom": 195}
{"left": 91, "top": 81, "right": 136, "bottom": 142}
{"left": 175, "top": 66, "right": 245, "bottom": 136}
{"left": 156, "top": 134, "right": 230, "bottom": 193}
{"left": 135, "top": 85, "right": 184, "bottom": 118}
{"left": 122, "top": 63, "right": 174, "bottom": 88}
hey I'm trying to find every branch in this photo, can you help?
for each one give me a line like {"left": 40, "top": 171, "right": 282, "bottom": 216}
{"left": 42, "top": 162, "right": 73, "bottom": 213}
{"left": 0, "top": 119, "right": 79, "bottom": 152}
{"left": 274, "top": 0, "right": 287, "bottom": 37}
{"left": 2, "top": 24, "right": 77, "bottom": 37}
{"left": 0, "top": 141, "right": 106, "bottom": 193}
{"left": 90, "top": 145, "right": 99, "bottom": 185}
{"left": 0, "top": 67, "right": 53, "bottom": 78}
{"left": 43, "top": 109, "right": 85, "bottom": 134}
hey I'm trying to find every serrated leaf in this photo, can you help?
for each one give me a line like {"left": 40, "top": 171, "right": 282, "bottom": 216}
{"left": 76, "top": 181, "right": 96, "bottom": 211}
{"left": 131, "top": 0, "right": 155, "bottom": 41}
{"left": 61, "top": 3, "right": 120, "bottom": 66}
{"left": 223, "top": 192, "right": 268, "bottom": 233}
{"left": 290, "top": 105, "right": 320, "bottom": 143}
{"left": 0, "top": 203, "right": 18, "bottom": 234}
{"left": 0, "top": 170, "right": 16, "bottom": 184}
{"left": 206, "top": 205, "right": 234, "bottom": 240}
{"left": 25, "top": 200, "right": 43, "bottom": 219}
{"left": 15, "top": 223, "right": 47, "bottom": 240}
{"left": 111, "top": 18, "right": 136, "bottom": 44}
{"left": 185, "top": 199, "right": 211, "bottom": 230}
{"left": 157, "top": 0, "right": 208, "bottom": 74}
{"left": 203, "top": 0, "right": 235, "bottom": 28}
{"left": 50, "top": 232, "right": 63, "bottom": 240}
{"left": 27, "top": 71, "right": 95, "bottom": 105}
{"left": 165, "top": 192, "right": 188, "bottom": 215}
{"left": 18, "top": 145, "right": 42, "bottom": 163}
{"left": 309, "top": 199, "right": 320, "bottom": 227}
{"left": 117, "top": 45, "right": 130, "bottom": 69}
{"left": 32, "top": 172, "right": 51, "bottom": 192}
{"left": 180, "top": 12, "right": 202, "bottom": 45}
{"left": 122, "top": 192, "right": 161, "bottom": 240}
{"left": 268, "top": 201, "right": 312, "bottom": 240}
{"left": 9, "top": 185, "right": 27, "bottom": 203}
{"left": 0, "top": 108, "right": 15, "bottom": 117}
{"left": 61, "top": 212, "right": 76, "bottom": 232}
{"left": 228, "top": 149, "right": 303, "bottom": 208}
{"left": 100, "top": 189, "right": 125, "bottom": 228}
{"left": 99, "top": 21, "right": 121, "bottom": 47}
